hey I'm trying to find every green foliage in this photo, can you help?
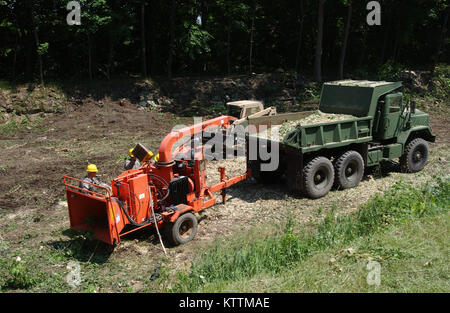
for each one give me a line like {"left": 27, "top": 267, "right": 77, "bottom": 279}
{"left": 37, "top": 42, "right": 49, "bottom": 56}
{"left": 0, "top": 0, "right": 447, "bottom": 80}
{"left": 0, "top": 257, "right": 40, "bottom": 290}
{"left": 171, "top": 176, "right": 449, "bottom": 292}
{"left": 182, "top": 24, "right": 214, "bottom": 60}
{"left": 377, "top": 61, "right": 405, "bottom": 81}
{"left": 431, "top": 64, "right": 450, "bottom": 100}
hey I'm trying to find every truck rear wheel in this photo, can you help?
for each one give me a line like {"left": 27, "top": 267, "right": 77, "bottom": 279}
{"left": 165, "top": 212, "right": 198, "bottom": 246}
{"left": 400, "top": 138, "right": 429, "bottom": 173}
{"left": 303, "top": 157, "right": 334, "bottom": 199}
{"left": 334, "top": 150, "right": 364, "bottom": 189}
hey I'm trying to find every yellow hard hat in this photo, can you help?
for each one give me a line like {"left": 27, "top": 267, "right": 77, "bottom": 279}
{"left": 154, "top": 154, "right": 159, "bottom": 162}
{"left": 128, "top": 148, "right": 134, "bottom": 157}
{"left": 86, "top": 164, "right": 98, "bottom": 172}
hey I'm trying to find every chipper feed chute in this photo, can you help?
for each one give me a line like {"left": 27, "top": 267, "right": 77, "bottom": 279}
{"left": 63, "top": 176, "right": 123, "bottom": 245}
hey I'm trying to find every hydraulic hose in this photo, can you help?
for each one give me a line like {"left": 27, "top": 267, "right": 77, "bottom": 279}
{"left": 114, "top": 174, "right": 170, "bottom": 227}
{"left": 115, "top": 182, "right": 153, "bottom": 227}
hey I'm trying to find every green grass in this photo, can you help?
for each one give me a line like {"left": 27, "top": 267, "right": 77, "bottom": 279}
{"left": 199, "top": 212, "right": 449, "bottom": 292}
{"left": 169, "top": 176, "right": 449, "bottom": 292}
{"left": 0, "top": 115, "right": 42, "bottom": 136}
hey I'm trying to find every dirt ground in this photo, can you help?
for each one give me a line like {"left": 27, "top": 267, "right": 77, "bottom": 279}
{"left": 0, "top": 99, "right": 449, "bottom": 292}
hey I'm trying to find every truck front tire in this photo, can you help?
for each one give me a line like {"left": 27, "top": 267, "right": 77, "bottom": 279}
{"left": 400, "top": 138, "right": 429, "bottom": 173}
{"left": 334, "top": 150, "right": 364, "bottom": 189}
{"left": 303, "top": 157, "right": 334, "bottom": 199}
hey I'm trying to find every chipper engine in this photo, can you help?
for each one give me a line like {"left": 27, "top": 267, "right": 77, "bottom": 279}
{"left": 63, "top": 116, "right": 249, "bottom": 246}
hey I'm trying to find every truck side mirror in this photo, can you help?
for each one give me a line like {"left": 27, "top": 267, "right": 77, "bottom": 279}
{"left": 410, "top": 101, "right": 416, "bottom": 114}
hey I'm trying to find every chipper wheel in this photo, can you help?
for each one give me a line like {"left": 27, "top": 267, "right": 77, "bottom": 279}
{"left": 165, "top": 212, "right": 198, "bottom": 246}
{"left": 303, "top": 156, "right": 334, "bottom": 199}
{"left": 400, "top": 138, "right": 429, "bottom": 173}
{"left": 334, "top": 150, "right": 364, "bottom": 190}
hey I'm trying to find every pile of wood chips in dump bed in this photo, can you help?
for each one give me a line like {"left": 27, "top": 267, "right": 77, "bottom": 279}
{"left": 257, "top": 110, "right": 355, "bottom": 141}
{"left": 206, "top": 156, "right": 247, "bottom": 186}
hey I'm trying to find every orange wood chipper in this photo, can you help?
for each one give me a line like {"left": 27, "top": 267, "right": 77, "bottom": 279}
{"left": 63, "top": 116, "right": 250, "bottom": 246}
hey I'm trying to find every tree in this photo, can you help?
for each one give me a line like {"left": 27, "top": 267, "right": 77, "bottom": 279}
{"left": 249, "top": 1, "right": 257, "bottom": 73}
{"left": 338, "top": 0, "right": 352, "bottom": 79}
{"left": 314, "top": 0, "right": 325, "bottom": 82}
{"left": 141, "top": 0, "right": 147, "bottom": 77}
{"left": 294, "top": 0, "right": 305, "bottom": 72}
{"left": 168, "top": 0, "right": 175, "bottom": 78}
{"left": 74, "top": 0, "right": 112, "bottom": 80}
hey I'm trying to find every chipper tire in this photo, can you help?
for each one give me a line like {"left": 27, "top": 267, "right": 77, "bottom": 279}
{"left": 334, "top": 150, "right": 364, "bottom": 190}
{"left": 303, "top": 156, "right": 334, "bottom": 199}
{"left": 400, "top": 138, "right": 429, "bottom": 173}
{"left": 165, "top": 212, "right": 198, "bottom": 246}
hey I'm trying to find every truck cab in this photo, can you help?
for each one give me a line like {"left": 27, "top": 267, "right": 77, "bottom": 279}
{"left": 319, "top": 80, "right": 435, "bottom": 145}
{"left": 226, "top": 100, "right": 265, "bottom": 119}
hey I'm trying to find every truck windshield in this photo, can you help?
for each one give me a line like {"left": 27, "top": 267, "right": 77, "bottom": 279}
{"left": 227, "top": 106, "right": 242, "bottom": 118}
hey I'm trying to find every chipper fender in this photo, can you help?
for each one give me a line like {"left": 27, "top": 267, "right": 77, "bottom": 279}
{"left": 165, "top": 204, "right": 194, "bottom": 223}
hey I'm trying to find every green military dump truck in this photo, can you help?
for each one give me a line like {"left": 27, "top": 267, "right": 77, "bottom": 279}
{"left": 246, "top": 80, "right": 435, "bottom": 199}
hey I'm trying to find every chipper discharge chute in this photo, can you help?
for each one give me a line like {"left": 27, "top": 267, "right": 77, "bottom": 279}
{"left": 63, "top": 115, "right": 250, "bottom": 246}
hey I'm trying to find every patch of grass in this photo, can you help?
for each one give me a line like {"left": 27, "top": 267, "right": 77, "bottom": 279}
{"left": 0, "top": 115, "right": 42, "bottom": 136}
{"left": 0, "top": 257, "right": 41, "bottom": 291}
{"left": 208, "top": 212, "right": 449, "bottom": 292}
{"left": 115, "top": 153, "right": 128, "bottom": 162}
{"left": 4, "top": 221, "right": 18, "bottom": 233}
{"left": 170, "top": 176, "right": 449, "bottom": 292}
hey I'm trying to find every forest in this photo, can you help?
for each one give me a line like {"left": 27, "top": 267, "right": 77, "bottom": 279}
{"left": 0, "top": 0, "right": 448, "bottom": 83}
{"left": 0, "top": 0, "right": 449, "bottom": 295}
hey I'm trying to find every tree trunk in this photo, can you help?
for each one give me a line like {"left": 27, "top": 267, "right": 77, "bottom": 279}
{"left": 392, "top": 22, "right": 400, "bottom": 63}
{"left": 227, "top": 10, "right": 231, "bottom": 75}
{"left": 338, "top": 1, "right": 352, "bottom": 80}
{"left": 107, "top": 30, "right": 114, "bottom": 80}
{"left": 12, "top": 32, "right": 19, "bottom": 81}
{"left": 249, "top": 4, "right": 256, "bottom": 74}
{"left": 380, "top": 13, "right": 391, "bottom": 64}
{"left": 141, "top": 0, "right": 147, "bottom": 77}
{"left": 201, "top": 0, "right": 208, "bottom": 72}
{"left": 294, "top": 0, "right": 304, "bottom": 72}
{"left": 168, "top": 0, "right": 175, "bottom": 79}
{"left": 31, "top": 9, "right": 43, "bottom": 85}
{"left": 435, "top": 6, "right": 449, "bottom": 63}
{"left": 88, "top": 34, "right": 93, "bottom": 80}
{"left": 314, "top": 0, "right": 325, "bottom": 82}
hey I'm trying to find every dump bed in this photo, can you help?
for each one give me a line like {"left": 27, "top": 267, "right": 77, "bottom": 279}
{"left": 247, "top": 111, "right": 373, "bottom": 153}
{"left": 282, "top": 116, "right": 373, "bottom": 153}
{"left": 246, "top": 80, "right": 403, "bottom": 153}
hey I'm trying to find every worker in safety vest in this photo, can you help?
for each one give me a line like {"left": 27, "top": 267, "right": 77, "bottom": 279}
{"left": 79, "top": 164, "right": 111, "bottom": 193}
{"left": 124, "top": 148, "right": 141, "bottom": 170}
